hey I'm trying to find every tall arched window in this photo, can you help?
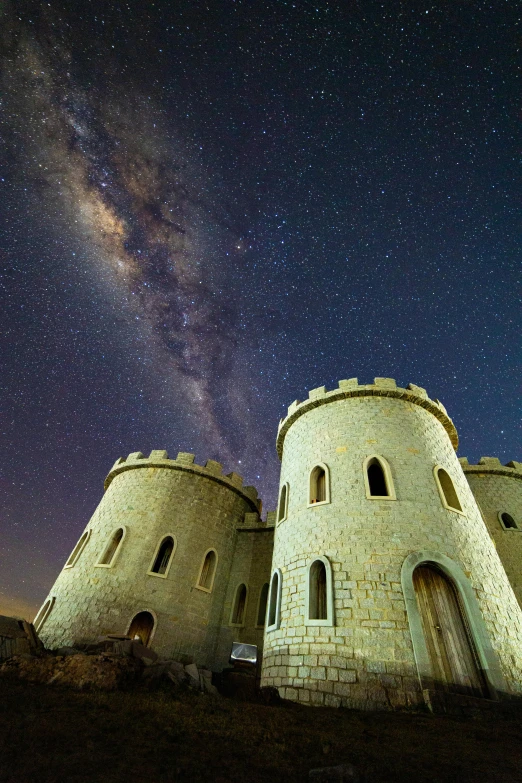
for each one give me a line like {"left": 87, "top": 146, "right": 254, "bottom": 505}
{"left": 434, "top": 467, "right": 462, "bottom": 512}
{"left": 363, "top": 455, "right": 395, "bottom": 499}
{"left": 64, "top": 530, "right": 91, "bottom": 568}
{"left": 34, "top": 596, "right": 55, "bottom": 632}
{"left": 230, "top": 583, "right": 247, "bottom": 626}
{"left": 196, "top": 549, "right": 217, "bottom": 592}
{"left": 305, "top": 556, "right": 334, "bottom": 625}
{"left": 97, "top": 528, "right": 125, "bottom": 567}
{"left": 267, "top": 569, "right": 282, "bottom": 631}
{"left": 256, "top": 582, "right": 269, "bottom": 627}
{"left": 148, "top": 535, "right": 176, "bottom": 577}
{"left": 309, "top": 463, "right": 330, "bottom": 506}
{"left": 277, "top": 483, "right": 289, "bottom": 522}
{"left": 128, "top": 611, "right": 155, "bottom": 647}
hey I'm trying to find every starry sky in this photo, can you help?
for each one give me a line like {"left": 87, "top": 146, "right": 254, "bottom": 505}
{"left": 1, "top": 0, "right": 520, "bottom": 619}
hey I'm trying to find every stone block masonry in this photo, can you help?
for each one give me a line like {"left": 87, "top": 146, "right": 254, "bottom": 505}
{"left": 262, "top": 378, "right": 522, "bottom": 709}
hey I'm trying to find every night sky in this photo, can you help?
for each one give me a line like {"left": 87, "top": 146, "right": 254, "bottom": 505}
{"left": 1, "top": 1, "right": 520, "bottom": 619}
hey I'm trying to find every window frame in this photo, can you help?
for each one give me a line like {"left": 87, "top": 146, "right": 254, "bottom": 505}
{"left": 277, "top": 482, "right": 289, "bottom": 523}
{"left": 498, "top": 511, "right": 520, "bottom": 531}
{"left": 95, "top": 527, "right": 127, "bottom": 569}
{"left": 64, "top": 529, "right": 91, "bottom": 569}
{"left": 147, "top": 534, "right": 177, "bottom": 579}
{"left": 229, "top": 583, "right": 248, "bottom": 627}
{"left": 34, "top": 596, "right": 56, "bottom": 632}
{"left": 433, "top": 466, "right": 464, "bottom": 514}
{"left": 305, "top": 555, "right": 335, "bottom": 626}
{"left": 307, "top": 462, "right": 331, "bottom": 508}
{"left": 255, "top": 582, "right": 270, "bottom": 629}
{"left": 195, "top": 548, "right": 218, "bottom": 593}
{"left": 363, "top": 454, "right": 397, "bottom": 500}
{"left": 266, "top": 568, "right": 282, "bottom": 631}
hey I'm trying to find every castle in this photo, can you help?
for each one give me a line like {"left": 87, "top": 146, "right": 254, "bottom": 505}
{"left": 35, "top": 377, "right": 522, "bottom": 710}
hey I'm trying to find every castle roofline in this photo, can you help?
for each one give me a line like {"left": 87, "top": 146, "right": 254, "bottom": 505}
{"left": 459, "top": 456, "right": 522, "bottom": 481}
{"left": 104, "top": 450, "right": 261, "bottom": 512}
{"left": 276, "top": 377, "right": 458, "bottom": 459}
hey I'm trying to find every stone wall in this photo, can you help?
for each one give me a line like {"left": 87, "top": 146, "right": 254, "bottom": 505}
{"left": 261, "top": 378, "right": 522, "bottom": 709}
{"left": 461, "top": 457, "right": 522, "bottom": 609}
{"left": 36, "top": 450, "right": 264, "bottom": 669}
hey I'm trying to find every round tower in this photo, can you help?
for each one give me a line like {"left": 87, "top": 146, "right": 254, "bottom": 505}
{"left": 460, "top": 457, "right": 522, "bottom": 609}
{"left": 261, "top": 377, "right": 522, "bottom": 709}
{"left": 35, "top": 450, "right": 261, "bottom": 668}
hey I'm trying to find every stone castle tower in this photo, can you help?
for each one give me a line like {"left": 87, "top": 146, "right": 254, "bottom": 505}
{"left": 35, "top": 377, "right": 522, "bottom": 710}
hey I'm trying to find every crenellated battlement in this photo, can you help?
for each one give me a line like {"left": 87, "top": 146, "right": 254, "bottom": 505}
{"left": 276, "top": 377, "right": 458, "bottom": 458}
{"left": 460, "top": 456, "right": 522, "bottom": 481}
{"left": 104, "top": 450, "right": 261, "bottom": 511}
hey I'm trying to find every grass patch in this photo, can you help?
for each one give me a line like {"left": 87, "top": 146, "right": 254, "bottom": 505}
{"left": 0, "top": 679, "right": 521, "bottom": 782}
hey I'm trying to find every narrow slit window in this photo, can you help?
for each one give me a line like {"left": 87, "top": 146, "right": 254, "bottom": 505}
{"left": 257, "top": 583, "right": 269, "bottom": 626}
{"left": 98, "top": 528, "right": 124, "bottom": 566}
{"left": 437, "top": 469, "right": 462, "bottom": 512}
{"left": 309, "top": 560, "right": 327, "bottom": 620}
{"left": 150, "top": 536, "right": 174, "bottom": 575}
{"left": 268, "top": 570, "right": 281, "bottom": 629}
{"left": 65, "top": 530, "right": 90, "bottom": 568}
{"left": 277, "top": 483, "right": 288, "bottom": 522}
{"left": 367, "top": 459, "right": 388, "bottom": 496}
{"left": 34, "top": 597, "right": 55, "bottom": 632}
{"left": 310, "top": 465, "right": 328, "bottom": 504}
{"left": 500, "top": 512, "right": 517, "bottom": 530}
{"left": 231, "top": 584, "right": 247, "bottom": 625}
{"left": 197, "top": 549, "right": 217, "bottom": 591}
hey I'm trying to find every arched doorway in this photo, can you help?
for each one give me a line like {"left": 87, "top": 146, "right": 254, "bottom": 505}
{"left": 128, "top": 611, "right": 155, "bottom": 646}
{"left": 413, "top": 564, "right": 487, "bottom": 697}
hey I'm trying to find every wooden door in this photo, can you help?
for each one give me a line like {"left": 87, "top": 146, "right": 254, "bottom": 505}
{"left": 128, "top": 611, "right": 154, "bottom": 646}
{"left": 413, "top": 565, "right": 487, "bottom": 697}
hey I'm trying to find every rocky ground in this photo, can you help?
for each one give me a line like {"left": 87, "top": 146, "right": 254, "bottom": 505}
{"left": 1, "top": 647, "right": 522, "bottom": 783}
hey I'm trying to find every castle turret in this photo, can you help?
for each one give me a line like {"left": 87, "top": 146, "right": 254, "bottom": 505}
{"left": 260, "top": 378, "right": 522, "bottom": 709}
{"left": 460, "top": 457, "right": 522, "bottom": 609}
{"left": 35, "top": 450, "right": 270, "bottom": 668}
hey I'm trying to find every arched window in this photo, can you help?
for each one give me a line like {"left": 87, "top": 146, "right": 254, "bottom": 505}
{"left": 309, "top": 463, "right": 330, "bottom": 506}
{"left": 97, "top": 528, "right": 125, "bottom": 567}
{"left": 499, "top": 512, "right": 518, "bottom": 530}
{"left": 34, "top": 596, "right": 55, "bottom": 632}
{"left": 128, "top": 611, "right": 155, "bottom": 647}
{"left": 230, "top": 583, "right": 247, "bottom": 626}
{"left": 277, "top": 483, "right": 289, "bottom": 522}
{"left": 267, "top": 569, "right": 282, "bottom": 631}
{"left": 148, "top": 535, "right": 176, "bottom": 577}
{"left": 256, "top": 583, "right": 269, "bottom": 627}
{"left": 64, "top": 530, "right": 91, "bottom": 568}
{"left": 363, "top": 455, "right": 396, "bottom": 499}
{"left": 196, "top": 549, "right": 217, "bottom": 592}
{"left": 434, "top": 467, "right": 462, "bottom": 512}
{"left": 305, "top": 556, "right": 334, "bottom": 625}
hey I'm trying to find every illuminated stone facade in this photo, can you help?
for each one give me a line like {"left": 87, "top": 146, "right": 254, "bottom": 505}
{"left": 35, "top": 378, "right": 522, "bottom": 709}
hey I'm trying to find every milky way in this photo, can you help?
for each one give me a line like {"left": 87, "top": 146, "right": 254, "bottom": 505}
{"left": 3, "top": 8, "right": 250, "bottom": 460}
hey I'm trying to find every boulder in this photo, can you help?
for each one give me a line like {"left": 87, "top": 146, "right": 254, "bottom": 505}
{"left": 0, "top": 652, "right": 142, "bottom": 691}
{"left": 184, "top": 662, "right": 200, "bottom": 688}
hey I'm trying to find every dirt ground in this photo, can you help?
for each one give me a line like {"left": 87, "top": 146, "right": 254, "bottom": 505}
{"left": 1, "top": 679, "right": 521, "bottom": 783}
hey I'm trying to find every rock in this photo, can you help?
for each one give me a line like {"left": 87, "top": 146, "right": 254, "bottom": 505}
{"left": 309, "top": 763, "right": 362, "bottom": 782}
{"left": 55, "top": 647, "right": 82, "bottom": 656}
{"left": 141, "top": 661, "right": 170, "bottom": 680}
{"left": 184, "top": 662, "right": 200, "bottom": 688}
{"left": 130, "top": 641, "right": 158, "bottom": 664}
{"left": 0, "top": 653, "right": 142, "bottom": 691}
{"left": 199, "top": 668, "right": 219, "bottom": 695}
